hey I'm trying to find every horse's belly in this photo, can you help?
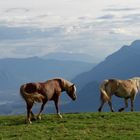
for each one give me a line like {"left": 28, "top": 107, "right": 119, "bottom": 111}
{"left": 45, "top": 91, "right": 56, "bottom": 100}
{"left": 46, "top": 94, "right": 53, "bottom": 100}
{"left": 114, "top": 92, "right": 130, "bottom": 98}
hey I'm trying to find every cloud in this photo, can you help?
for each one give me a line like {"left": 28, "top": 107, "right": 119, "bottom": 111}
{"left": 104, "top": 7, "right": 139, "bottom": 12}
{"left": 0, "top": 9, "right": 138, "bottom": 60}
{"left": 122, "top": 13, "right": 140, "bottom": 22}
{"left": 109, "top": 28, "right": 132, "bottom": 35}
{"left": 5, "top": 8, "right": 30, "bottom": 13}
{"left": 0, "top": 4, "right": 139, "bottom": 61}
{"left": 0, "top": 22, "right": 135, "bottom": 62}
{"left": 100, "top": 5, "right": 140, "bottom": 21}
{"left": 0, "top": 9, "right": 74, "bottom": 27}
{"left": 98, "top": 14, "right": 115, "bottom": 20}
{"left": 95, "top": 5, "right": 140, "bottom": 33}
{"left": 0, "top": 37, "right": 60, "bottom": 58}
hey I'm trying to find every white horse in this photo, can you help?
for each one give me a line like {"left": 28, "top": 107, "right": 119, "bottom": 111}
{"left": 98, "top": 77, "right": 140, "bottom": 112}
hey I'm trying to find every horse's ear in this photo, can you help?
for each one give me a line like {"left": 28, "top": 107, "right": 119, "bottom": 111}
{"left": 71, "top": 84, "right": 75, "bottom": 87}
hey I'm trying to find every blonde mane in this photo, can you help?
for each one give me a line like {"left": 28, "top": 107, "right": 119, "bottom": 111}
{"left": 130, "top": 77, "right": 140, "bottom": 80}
{"left": 130, "top": 77, "right": 140, "bottom": 90}
{"left": 61, "top": 78, "right": 73, "bottom": 89}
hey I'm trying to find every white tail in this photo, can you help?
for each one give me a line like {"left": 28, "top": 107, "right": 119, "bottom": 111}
{"left": 100, "top": 80, "right": 110, "bottom": 102}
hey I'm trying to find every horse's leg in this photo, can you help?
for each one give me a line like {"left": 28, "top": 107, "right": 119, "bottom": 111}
{"left": 130, "top": 97, "right": 134, "bottom": 111}
{"left": 54, "top": 97, "right": 62, "bottom": 118}
{"left": 31, "top": 111, "right": 36, "bottom": 121}
{"left": 26, "top": 102, "right": 34, "bottom": 124}
{"left": 98, "top": 101, "right": 105, "bottom": 112}
{"left": 108, "top": 100, "right": 115, "bottom": 112}
{"left": 37, "top": 100, "right": 47, "bottom": 120}
{"left": 118, "top": 98, "right": 128, "bottom": 112}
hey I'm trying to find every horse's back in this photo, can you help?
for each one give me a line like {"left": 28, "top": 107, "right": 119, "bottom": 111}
{"left": 118, "top": 79, "right": 137, "bottom": 95}
{"left": 107, "top": 79, "right": 136, "bottom": 97}
{"left": 101, "top": 79, "right": 118, "bottom": 90}
{"left": 45, "top": 79, "right": 62, "bottom": 91}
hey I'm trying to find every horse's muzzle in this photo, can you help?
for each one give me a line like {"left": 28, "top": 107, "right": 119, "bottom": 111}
{"left": 73, "top": 98, "right": 76, "bottom": 101}
{"left": 72, "top": 94, "right": 77, "bottom": 101}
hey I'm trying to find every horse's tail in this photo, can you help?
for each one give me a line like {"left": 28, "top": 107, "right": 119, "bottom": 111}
{"left": 20, "top": 84, "right": 44, "bottom": 103}
{"left": 100, "top": 80, "right": 110, "bottom": 102}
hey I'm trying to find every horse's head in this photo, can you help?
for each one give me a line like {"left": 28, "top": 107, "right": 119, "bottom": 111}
{"left": 67, "top": 84, "right": 77, "bottom": 101}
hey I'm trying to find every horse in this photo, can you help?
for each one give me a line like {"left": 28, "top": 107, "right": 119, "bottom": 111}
{"left": 20, "top": 78, "right": 77, "bottom": 124}
{"left": 98, "top": 77, "right": 140, "bottom": 112}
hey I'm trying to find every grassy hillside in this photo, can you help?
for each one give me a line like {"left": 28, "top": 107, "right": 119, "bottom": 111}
{"left": 0, "top": 112, "right": 140, "bottom": 140}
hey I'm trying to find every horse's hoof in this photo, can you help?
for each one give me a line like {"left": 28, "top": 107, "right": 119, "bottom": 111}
{"left": 37, "top": 115, "right": 42, "bottom": 120}
{"left": 26, "top": 120, "right": 32, "bottom": 124}
{"left": 118, "top": 108, "right": 124, "bottom": 112}
{"left": 31, "top": 117, "right": 37, "bottom": 121}
{"left": 98, "top": 108, "right": 102, "bottom": 112}
{"left": 111, "top": 110, "right": 115, "bottom": 112}
{"left": 58, "top": 113, "right": 63, "bottom": 119}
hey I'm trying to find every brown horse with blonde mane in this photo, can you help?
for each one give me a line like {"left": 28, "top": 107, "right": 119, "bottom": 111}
{"left": 98, "top": 77, "right": 140, "bottom": 112}
{"left": 20, "top": 78, "right": 77, "bottom": 124}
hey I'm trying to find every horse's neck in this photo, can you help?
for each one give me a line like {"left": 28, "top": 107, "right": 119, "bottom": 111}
{"left": 131, "top": 78, "right": 140, "bottom": 90}
{"left": 62, "top": 79, "right": 72, "bottom": 91}
{"left": 136, "top": 80, "right": 140, "bottom": 91}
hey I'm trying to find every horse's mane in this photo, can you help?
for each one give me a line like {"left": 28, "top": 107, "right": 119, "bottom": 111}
{"left": 130, "top": 77, "right": 140, "bottom": 81}
{"left": 57, "top": 78, "right": 73, "bottom": 90}
{"left": 129, "top": 77, "right": 140, "bottom": 90}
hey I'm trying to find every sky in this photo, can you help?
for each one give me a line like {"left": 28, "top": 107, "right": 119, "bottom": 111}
{"left": 0, "top": 0, "right": 140, "bottom": 62}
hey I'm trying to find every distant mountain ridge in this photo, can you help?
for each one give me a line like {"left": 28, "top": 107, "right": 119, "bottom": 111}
{"left": 43, "top": 52, "right": 98, "bottom": 63}
{"left": 74, "top": 40, "right": 140, "bottom": 90}
{"left": 0, "top": 56, "right": 95, "bottom": 90}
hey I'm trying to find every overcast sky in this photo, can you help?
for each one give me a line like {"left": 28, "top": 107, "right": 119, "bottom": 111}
{"left": 0, "top": 0, "right": 140, "bottom": 62}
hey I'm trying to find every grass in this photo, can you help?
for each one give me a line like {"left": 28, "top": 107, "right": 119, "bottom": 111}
{"left": 0, "top": 112, "right": 140, "bottom": 140}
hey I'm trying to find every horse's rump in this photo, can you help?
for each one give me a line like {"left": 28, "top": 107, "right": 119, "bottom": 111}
{"left": 24, "top": 83, "right": 37, "bottom": 93}
{"left": 100, "top": 79, "right": 119, "bottom": 102}
{"left": 100, "top": 80, "right": 110, "bottom": 102}
{"left": 20, "top": 83, "right": 45, "bottom": 103}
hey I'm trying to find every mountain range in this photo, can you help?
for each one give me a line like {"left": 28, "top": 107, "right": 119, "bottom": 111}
{"left": 43, "top": 52, "right": 98, "bottom": 63}
{"left": 0, "top": 56, "right": 95, "bottom": 90}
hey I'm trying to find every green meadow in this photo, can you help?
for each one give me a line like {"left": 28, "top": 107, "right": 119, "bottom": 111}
{"left": 0, "top": 112, "right": 140, "bottom": 140}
